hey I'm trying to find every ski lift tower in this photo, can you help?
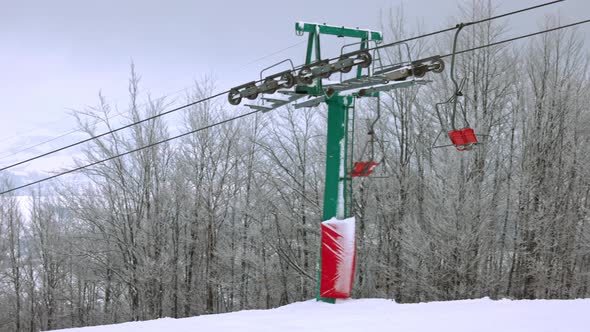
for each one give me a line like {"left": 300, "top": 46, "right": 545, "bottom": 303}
{"left": 295, "top": 23, "right": 382, "bottom": 303}
{"left": 228, "top": 22, "right": 443, "bottom": 303}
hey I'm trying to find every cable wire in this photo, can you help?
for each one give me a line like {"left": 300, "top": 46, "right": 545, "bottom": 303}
{"left": 0, "top": 90, "right": 229, "bottom": 173}
{"left": 0, "top": 110, "right": 260, "bottom": 195}
{"left": 0, "top": 0, "right": 569, "bottom": 174}
{"left": 0, "top": 87, "right": 190, "bottom": 162}
{"left": 321, "top": 0, "right": 565, "bottom": 65}
{"left": 440, "top": 18, "right": 590, "bottom": 59}
{"left": 467, "top": 0, "right": 564, "bottom": 26}
{"left": 3, "top": 14, "right": 590, "bottom": 196}
{"left": 0, "top": 86, "right": 150, "bottom": 152}
{"left": 375, "top": 17, "right": 590, "bottom": 78}
{"left": 0, "top": 41, "right": 306, "bottom": 166}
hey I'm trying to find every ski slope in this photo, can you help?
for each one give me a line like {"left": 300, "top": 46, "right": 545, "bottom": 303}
{"left": 53, "top": 298, "right": 590, "bottom": 332}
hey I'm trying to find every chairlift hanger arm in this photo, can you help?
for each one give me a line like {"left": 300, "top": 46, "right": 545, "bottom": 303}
{"left": 440, "top": 18, "right": 590, "bottom": 59}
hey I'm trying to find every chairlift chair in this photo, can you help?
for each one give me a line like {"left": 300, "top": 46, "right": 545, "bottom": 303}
{"left": 349, "top": 94, "right": 386, "bottom": 178}
{"left": 433, "top": 24, "right": 480, "bottom": 151}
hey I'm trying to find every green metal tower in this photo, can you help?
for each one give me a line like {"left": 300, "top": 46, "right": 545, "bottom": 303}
{"left": 293, "top": 22, "right": 383, "bottom": 303}
{"left": 228, "top": 21, "right": 442, "bottom": 304}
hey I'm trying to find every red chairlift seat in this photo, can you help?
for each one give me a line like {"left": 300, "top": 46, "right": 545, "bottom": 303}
{"left": 350, "top": 161, "right": 378, "bottom": 177}
{"left": 448, "top": 128, "right": 478, "bottom": 151}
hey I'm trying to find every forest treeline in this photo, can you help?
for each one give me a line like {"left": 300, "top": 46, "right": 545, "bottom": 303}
{"left": 1, "top": 2, "right": 589, "bottom": 331}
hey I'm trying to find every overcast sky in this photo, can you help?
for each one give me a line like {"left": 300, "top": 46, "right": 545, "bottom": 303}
{"left": 1, "top": 0, "right": 589, "bottom": 182}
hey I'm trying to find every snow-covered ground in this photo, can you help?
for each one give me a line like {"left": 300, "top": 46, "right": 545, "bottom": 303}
{"left": 53, "top": 297, "right": 590, "bottom": 332}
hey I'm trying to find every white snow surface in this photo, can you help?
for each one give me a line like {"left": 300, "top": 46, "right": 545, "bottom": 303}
{"left": 52, "top": 297, "right": 590, "bottom": 332}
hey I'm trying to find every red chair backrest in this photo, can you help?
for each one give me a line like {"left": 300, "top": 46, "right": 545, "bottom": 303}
{"left": 351, "top": 161, "right": 378, "bottom": 177}
{"left": 448, "top": 129, "right": 467, "bottom": 146}
{"left": 462, "top": 128, "right": 478, "bottom": 144}
{"left": 447, "top": 128, "right": 478, "bottom": 151}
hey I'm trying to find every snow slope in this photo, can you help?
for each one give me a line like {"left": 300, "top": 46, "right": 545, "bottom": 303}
{"left": 53, "top": 298, "right": 590, "bottom": 332}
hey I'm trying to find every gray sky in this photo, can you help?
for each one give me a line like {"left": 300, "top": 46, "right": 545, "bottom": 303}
{"left": 1, "top": 0, "right": 589, "bottom": 181}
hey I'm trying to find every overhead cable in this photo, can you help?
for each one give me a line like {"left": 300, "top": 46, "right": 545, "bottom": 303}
{"left": 0, "top": 110, "right": 260, "bottom": 195}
